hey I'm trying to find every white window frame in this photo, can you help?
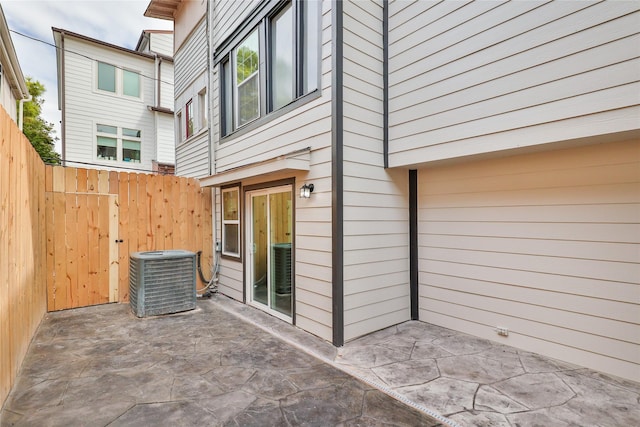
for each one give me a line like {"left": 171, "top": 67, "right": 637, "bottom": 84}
{"left": 221, "top": 186, "right": 241, "bottom": 258}
{"left": 95, "top": 61, "right": 142, "bottom": 100}
{"left": 95, "top": 123, "right": 142, "bottom": 163}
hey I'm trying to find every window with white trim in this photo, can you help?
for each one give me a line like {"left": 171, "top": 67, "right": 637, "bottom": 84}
{"left": 96, "top": 61, "right": 141, "bottom": 99}
{"left": 198, "top": 87, "right": 208, "bottom": 130}
{"left": 219, "top": 0, "right": 320, "bottom": 137}
{"left": 186, "top": 99, "right": 194, "bottom": 138}
{"left": 96, "top": 124, "right": 141, "bottom": 163}
{"left": 222, "top": 186, "right": 240, "bottom": 257}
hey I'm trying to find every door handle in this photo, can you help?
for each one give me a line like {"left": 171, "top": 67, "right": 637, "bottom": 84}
{"left": 115, "top": 239, "right": 124, "bottom": 243}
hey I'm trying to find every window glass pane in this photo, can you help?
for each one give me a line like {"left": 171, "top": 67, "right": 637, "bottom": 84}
{"left": 97, "top": 62, "right": 116, "bottom": 92}
{"left": 199, "top": 88, "right": 208, "bottom": 128}
{"left": 123, "top": 70, "right": 140, "bottom": 97}
{"left": 122, "top": 140, "right": 141, "bottom": 162}
{"left": 97, "top": 124, "right": 117, "bottom": 134}
{"left": 222, "top": 60, "right": 233, "bottom": 135}
{"left": 223, "top": 224, "right": 239, "bottom": 254}
{"left": 97, "top": 136, "right": 117, "bottom": 160}
{"left": 123, "top": 128, "right": 141, "bottom": 138}
{"left": 235, "top": 30, "right": 260, "bottom": 126}
{"left": 237, "top": 75, "right": 259, "bottom": 126}
{"left": 303, "top": 0, "right": 320, "bottom": 93}
{"left": 176, "top": 111, "right": 183, "bottom": 142}
{"left": 223, "top": 189, "right": 239, "bottom": 220}
{"left": 271, "top": 4, "right": 294, "bottom": 110}
{"left": 186, "top": 100, "right": 194, "bottom": 137}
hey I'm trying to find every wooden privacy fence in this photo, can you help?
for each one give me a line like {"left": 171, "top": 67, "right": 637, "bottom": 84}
{"left": 45, "top": 166, "right": 213, "bottom": 311}
{"left": 1, "top": 106, "right": 47, "bottom": 407}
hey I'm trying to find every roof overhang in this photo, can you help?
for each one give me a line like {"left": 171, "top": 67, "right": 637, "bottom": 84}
{"left": 0, "top": 4, "right": 29, "bottom": 99}
{"left": 144, "top": 0, "right": 182, "bottom": 21}
{"left": 200, "top": 148, "right": 311, "bottom": 187}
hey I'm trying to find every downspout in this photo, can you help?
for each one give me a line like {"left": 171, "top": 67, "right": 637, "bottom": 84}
{"left": 60, "top": 31, "right": 66, "bottom": 162}
{"left": 206, "top": 1, "right": 218, "bottom": 264}
{"left": 18, "top": 94, "right": 32, "bottom": 132}
{"left": 155, "top": 54, "right": 161, "bottom": 168}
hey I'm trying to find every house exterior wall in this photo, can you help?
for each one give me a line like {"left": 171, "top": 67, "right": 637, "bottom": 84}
{"left": 387, "top": 1, "right": 640, "bottom": 167}
{"left": 210, "top": 0, "right": 334, "bottom": 341}
{"left": 174, "top": 17, "right": 209, "bottom": 179}
{"left": 155, "top": 113, "right": 175, "bottom": 164}
{"left": 417, "top": 139, "right": 640, "bottom": 381}
{"left": 159, "top": 58, "right": 174, "bottom": 109}
{"left": 149, "top": 32, "right": 173, "bottom": 57}
{"left": 61, "top": 36, "right": 158, "bottom": 172}
{"left": 341, "top": 0, "right": 410, "bottom": 341}
{"left": 0, "top": 70, "right": 18, "bottom": 122}
{"left": 174, "top": 0, "right": 207, "bottom": 52}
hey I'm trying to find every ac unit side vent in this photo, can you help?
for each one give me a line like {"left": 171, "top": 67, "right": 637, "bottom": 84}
{"left": 129, "top": 250, "right": 196, "bottom": 318}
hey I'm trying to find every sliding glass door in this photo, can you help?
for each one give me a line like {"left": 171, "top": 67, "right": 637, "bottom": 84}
{"left": 246, "top": 185, "right": 292, "bottom": 320}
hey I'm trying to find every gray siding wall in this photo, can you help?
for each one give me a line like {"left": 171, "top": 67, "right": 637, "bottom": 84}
{"left": 418, "top": 140, "right": 640, "bottom": 382}
{"left": 387, "top": 1, "right": 640, "bottom": 166}
{"left": 174, "top": 19, "right": 207, "bottom": 101}
{"left": 341, "top": 0, "right": 410, "bottom": 341}
{"left": 211, "top": 0, "right": 334, "bottom": 341}
{"left": 174, "top": 17, "right": 209, "bottom": 179}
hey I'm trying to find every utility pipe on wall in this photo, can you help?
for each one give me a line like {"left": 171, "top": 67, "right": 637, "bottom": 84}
{"left": 18, "top": 94, "right": 32, "bottom": 132}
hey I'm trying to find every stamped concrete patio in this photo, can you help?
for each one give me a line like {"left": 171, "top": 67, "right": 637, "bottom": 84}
{"left": 2, "top": 294, "right": 639, "bottom": 426}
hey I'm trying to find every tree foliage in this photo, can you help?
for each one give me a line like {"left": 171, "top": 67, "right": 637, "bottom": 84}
{"left": 20, "top": 77, "right": 61, "bottom": 165}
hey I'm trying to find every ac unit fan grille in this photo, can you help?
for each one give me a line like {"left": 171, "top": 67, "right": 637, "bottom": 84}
{"left": 129, "top": 250, "right": 196, "bottom": 317}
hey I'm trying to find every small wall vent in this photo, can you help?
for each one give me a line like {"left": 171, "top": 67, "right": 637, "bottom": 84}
{"left": 129, "top": 250, "right": 196, "bottom": 317}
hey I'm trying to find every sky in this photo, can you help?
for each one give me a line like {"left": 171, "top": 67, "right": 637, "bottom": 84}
{"left": 2, "top": 0, "right": 173, "bottom": 154}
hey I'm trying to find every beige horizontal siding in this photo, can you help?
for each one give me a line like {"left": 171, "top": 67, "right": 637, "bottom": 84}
{"left": 418, "top": 139, "right": 640, "bottom": 381}
{"left": 388, "top": 0, "right": 640, "bottom": 166}
{"left": 342, "top": 0, "right": 410, "bottom": 342}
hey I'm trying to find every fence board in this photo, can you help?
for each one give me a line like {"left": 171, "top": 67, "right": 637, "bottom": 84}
{"left": 97, "top": 194, "right": 110, "bottom": 305}
{"left": 76, "top": 194, "right": 89, "bottom": 307}
{"left": 137, "top": 173, "right": 148, "bottom": 251}
{"left": 87, "top": 193, "right": 100, "bottom": 303}
{"left": 118, "top": 173, "right": 130, "bottom": 302}
{"left": 65, "top": 193, "right": 79, "bottom": 308}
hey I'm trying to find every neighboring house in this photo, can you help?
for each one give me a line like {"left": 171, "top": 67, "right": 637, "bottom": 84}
{"left": 145, "top": 0, "right": 210, "bottom": 178}
{"left": 147, "top": 0, "right": 640, "bottom": 382}
{"left": 0, "top": 4, "right": 29, "bottom": 127}
{"left": 52, "top": 28, "right": 175, "bottom": 173}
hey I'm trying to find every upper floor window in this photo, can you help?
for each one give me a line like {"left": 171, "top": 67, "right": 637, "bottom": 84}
{"left": 198, "top": 88, "right": 208, "bottom": 128}
{"left": 123, "top": 70, "right": 140, "bottom": 97}
{"left": 186, "top": 99, "right": 194, "bottom": 138}
{"left": 219, "top": 0, "right": 320, "bottom": 138}
{"left": 96, "top": 61, "right": 141, "bottom": 99}
{"left": 97, "top": 62, "right": 116, "bottom": 92}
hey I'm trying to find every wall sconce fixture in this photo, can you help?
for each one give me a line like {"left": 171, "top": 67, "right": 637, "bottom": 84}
{"left": 299, "top": 183, "right": 314, "bottom": 198}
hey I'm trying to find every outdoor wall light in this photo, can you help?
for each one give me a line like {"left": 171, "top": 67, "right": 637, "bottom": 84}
{"left": 299, "top": 183, "right": 314, "bottom": 198}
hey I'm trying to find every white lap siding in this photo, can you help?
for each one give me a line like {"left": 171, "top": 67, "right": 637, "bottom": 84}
{"left": 418, "top": 140, "right": 640, "bottom": 381}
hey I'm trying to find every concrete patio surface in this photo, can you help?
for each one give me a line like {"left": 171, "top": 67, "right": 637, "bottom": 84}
{"left": 0, "top": 299, "right": 440, "bottom": 427}
{"left": 211, "top": 295, "right": 640, "bottom": 427}
{"left": 2, "top": 294, "right": 639, "bottom": 427}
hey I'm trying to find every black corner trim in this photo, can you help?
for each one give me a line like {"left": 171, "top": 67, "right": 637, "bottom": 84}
{"left": 409, "top": 169, "right": 419, "bottom": 320}
{"left": 331, "top": 0, "right": 344, "bottom": 347}
{"left": 383, "top": 0, "right": 389, "bottom": 169}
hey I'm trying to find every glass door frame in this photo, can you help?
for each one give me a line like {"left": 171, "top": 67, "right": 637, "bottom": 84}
{"left": 244, "top": 181, "right": 295, "bottom": 323}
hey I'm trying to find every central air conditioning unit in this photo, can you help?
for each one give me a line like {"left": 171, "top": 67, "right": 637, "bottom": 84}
{"left": 129, "top": 250, "right": 196, "bottom": 317}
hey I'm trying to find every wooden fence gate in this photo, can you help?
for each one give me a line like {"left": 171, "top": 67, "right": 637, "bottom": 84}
{"left": 45, "top": 166, "right": 213, "bottom": 311}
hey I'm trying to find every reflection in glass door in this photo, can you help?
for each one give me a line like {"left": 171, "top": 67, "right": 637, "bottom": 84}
{"left": 247, "top": 185, "right": 292, "bottom": 319}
